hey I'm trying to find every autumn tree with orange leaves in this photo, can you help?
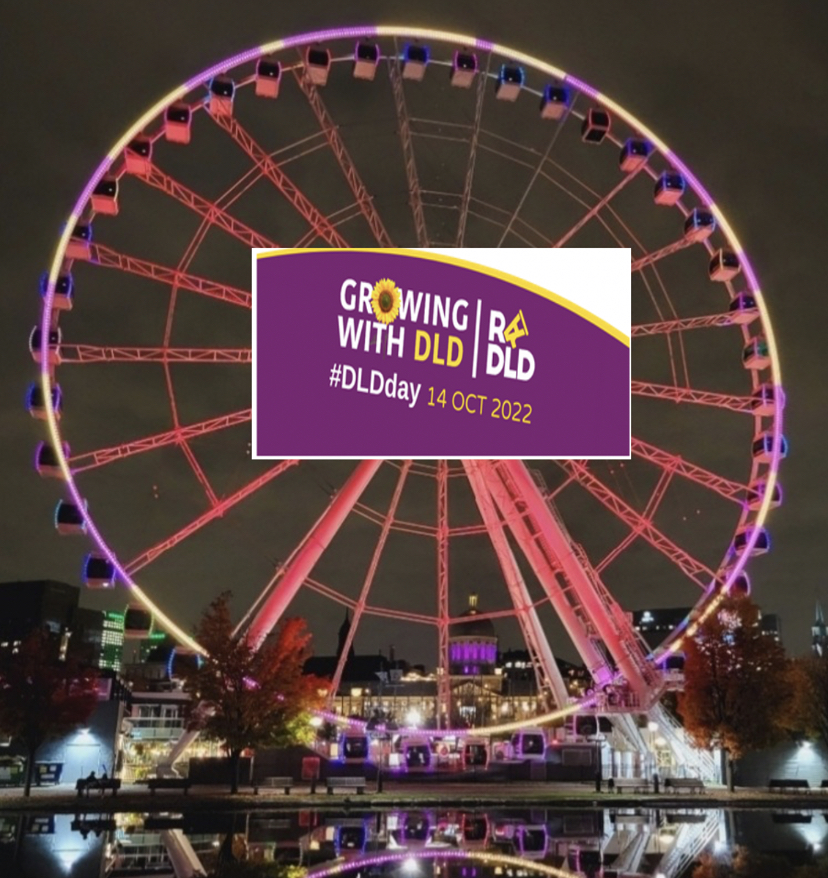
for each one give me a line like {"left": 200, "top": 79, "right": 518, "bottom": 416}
{"left": 678, "top": 595, "right": 792, "bottom": 791}
{"left": 180, "top": 593, "right": 327, "bottom": 793}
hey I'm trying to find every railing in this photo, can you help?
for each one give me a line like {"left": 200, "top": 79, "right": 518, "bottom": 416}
{"left": 126, "top": 716, "right": 186, "bottom": 741}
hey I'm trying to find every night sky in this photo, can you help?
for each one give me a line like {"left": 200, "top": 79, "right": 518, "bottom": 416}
{"left": 2, "top": 2, "right": 827, "bottom": 666}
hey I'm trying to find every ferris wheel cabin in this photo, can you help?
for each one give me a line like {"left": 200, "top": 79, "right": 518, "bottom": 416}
{"left": 461, "top": 813, "right": 490, "bottom": 846}
{"left": 91, "top": 177, "right": 119, "bottom": 216}
{"left": 334, "top": 821, "right": 368, "bottom": 857}
{"left": 709, "top": 249, "right": 741, "bottom": 283}
{"left": 83, "top": 554, "right": 116, "bottom": 589}
{"left": 619, "top": 138, "right": 652, "bottom": 172}
{"left": 34, "top": 441, "right": 67, "bottom": 478}
{"left": 733, "top": 526, "right": 771, "bottom": 556}
{"left": 255, "top": 57, "right": 281, "bottom": 98}
{"left": 403, "top": 738, "right": 432, "bottom": 770}
{"left": 751, "top": 383, "right": 783, "bottom": 416}
{"left": 402, "top": 44, "right": 429, "bottom": 81}
{"left": 752, "top": 431, "right": 788, "bottom": 463}
{"left": 124, "top": 136, "right": 152, "bottom": 175}
{"left": 401, "top": 811, "right": 431, "bottom": 844}
{"left": 581, "top": 108, "right": 610, "bottom": 143}
{"left": 338, "top": 732, "right": 370, "bottom": 763}
{"left": 66, "top": 222, "right": 92, "bottom": 260}
{"left": 29, "top": 327, "right": 61, "bottom": 366}
{"left": 461, "top": 737, "right": 489, "bottom": 768}
{"left": 728, "top": 570, "right": 752, "bottom": 595}
{"left": 124, "top": 605, "right": 154, "bottom": 639}
{"left": 683, "top": 208, "right": 717, "bottom": 243}
{"left": 746, "top": 479, "right": 783, "bottom": 511}
{"left": 516, "top": 825, "right": 550, "bottom": 859}
{"left": 208, "top": 77, "right": 235, "bottom": 118}
{"left": 54, "top": 499, "right": 86, "bottom": 536}
{"left": 451, "top": 51, "right": 478, "bottom": 88}
{"left": 495, "top": 64, "right": 525, "bottom": 102}
{"left": 164, "top": 103, "right": 192, "bottom": 144}
{"left": 41, "top": 272, "right": 73, "bottom": 311}
{"left": 27, "top": 383, "right": 61, "bottom": 420}
{"left": 539, "top": 83, "right": 570, "bottom": 120}
{"left": 654, "top": 171, "right": 686, "bottom": 205}
{"left": 510, "top": 727, "right": 547, "bottom": 760}
{"left": 305, "top": 48, "right": 332, "bottom": 87}
{"left": 729, "top": 293, "right": 759, "bottom": 325}
{"left": 742, "top": 337, "right": 770, "bottom": 370}
{"left": 353, "top": 43, "right": 380, "bottom": 81}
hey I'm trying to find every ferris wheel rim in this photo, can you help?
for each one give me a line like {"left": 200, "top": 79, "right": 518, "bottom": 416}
{"left": 37, "top": 24, "right": 784, "bottom": 729}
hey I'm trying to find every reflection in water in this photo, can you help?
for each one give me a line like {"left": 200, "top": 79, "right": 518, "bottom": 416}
{"left": 1, "top": 807, "right": 827, "bottom": 878}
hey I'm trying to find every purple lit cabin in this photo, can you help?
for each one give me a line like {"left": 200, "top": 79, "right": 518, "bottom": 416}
{"left": 683, "top": 208, "right": 716, "bottom": 243}
{"left": 751, "top": 383, "right": 783, "bottom": 417}
{"left": 402, "top": 811, "right": 431, "bottom": 845}
{"left": 733, "top": 526, "right": 771, "bottom": 557}
{"left": 451, "top": 51, "right": 477, "bottom": 88}
{"left": 339, "top": 732, "right": 370, "bottom": 763}
{"left": 510, "top": 728, "right": 546, "bottom": 761}
{"left": 460, "top": 813, "right": 489, "bottom": 846}
{"left": 746, "top": 479, "right": 782, "bottom": 511}
{"left": 334, "top": 820, "right": 368, "bottom": 857}
{"left": 540, "top": 84, "right": 569, "bottom": 120}
{"left": 516, "top": 825, "right": 549, "bottom": 859}
{"left": 41, "top": 272, "right": 73, "bottom": 311}
{"left": 729, "top": 293, "right": 759, "bottom": 325}
{"left": 752, "top": 432, "right": 788, "bottom": 463}
{"left": 35, "top": 441, "right": 67, "bottom": 477}
{"left": 83, "top": 554, "right": 115, "bottom": 589}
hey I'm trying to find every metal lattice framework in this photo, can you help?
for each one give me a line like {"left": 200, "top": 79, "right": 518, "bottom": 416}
{"left": 34, "top": 25, "right": 784, "bottom": 739}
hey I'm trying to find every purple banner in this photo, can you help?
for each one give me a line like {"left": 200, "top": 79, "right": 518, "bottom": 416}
{"left": 254, "top": 250, "right": 630, "bottom": 457}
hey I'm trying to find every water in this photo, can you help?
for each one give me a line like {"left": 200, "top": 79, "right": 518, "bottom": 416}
{"left": 1, "top": 806, "right": 827, "bottom": 878}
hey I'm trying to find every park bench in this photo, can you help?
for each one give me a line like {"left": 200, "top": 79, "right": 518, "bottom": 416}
{"left": 820, "top": 780, "right": 828, "bottom": 790}
{"left": 664, "top": 777, "right": 705, "bottom": 793}
{"left": 254, "top": 776, "right": 294, "bottom": 795}
{"left": 326, "top": 776, "right": 367, "bottom": 795}
{"left": 768, "top": 778, "right": 810, "bottom": 792}
{"left": 146, "top": 777, "right": 192, "bottom": 795}
{"left": 611, "top": 777, "right": 652, "bottom": 794}
{"left": 75, "top": 777, "right": 121, "bottom": 797}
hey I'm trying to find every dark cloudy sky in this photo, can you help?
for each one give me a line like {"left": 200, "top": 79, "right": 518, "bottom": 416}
{"left": 2, "top": 1, "right": 827, "bottom": 665}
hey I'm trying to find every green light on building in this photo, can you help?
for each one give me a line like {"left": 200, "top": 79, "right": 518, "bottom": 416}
{"left": 100, "top": 611, "right": 125, "bottom": 672}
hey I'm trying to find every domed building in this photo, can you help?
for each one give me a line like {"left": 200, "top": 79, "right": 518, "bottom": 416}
{"left": 449, "top": 593, "right": 500, "bottom": 726}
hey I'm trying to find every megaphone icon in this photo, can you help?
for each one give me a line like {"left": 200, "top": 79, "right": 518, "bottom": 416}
{"left": 504, "top": 309, "right": 528, "bottom": 348}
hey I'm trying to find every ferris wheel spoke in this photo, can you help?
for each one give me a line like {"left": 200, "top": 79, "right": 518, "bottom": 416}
{"left": 139, "top": 163, "right": 278, "bottom": 249}
{"left": 455, "top": 53, "right": 492, "bottom": 247}
{"left": 495, "top": 96, "right": 576, "bottom": 247}
{"left": 294, "top": 202, "right": 364, "bottom": 247}
{"left": 558, "top": 460, "right": 716, "bottom": 588}
{"left": 552, "top": 162, "right": 646, "bottom": 248}
{"left": 125, "top": 461, "right": 298, "bottom": 576}
{"left": 291, "top": 64, "right": 395, "bottom": 247}
{"left": 58, "top": 345, "right": 250, "bottom": 364}
{"left": 632, "top": 381, "right": 755, "bottom": 414}
{"left": 303, "top": 577, "right": 356, "bottom": 610}
{"left": 210, "top": 114, "right": 350, "bottom": 248}
{"left": 388, "top": 41, "right": 429, "bottom": 248}
{"left": 362, "top": 605, "right": 438, "bottom": 626}
{"left": 69, "top": 409, "right": 251, "bottom": 474}
{"left": 89, "top": 243, "right": 250, "bottom": 309}
{"left": 631, "top": 436, "right": 748, "bottom": 504}
{"left": 631, "top": 236, "right": 697, "bottom": 272}
{"left": 329, "top": 461, "right": 412, "bottom": 703}
{"left": 179, "top": 441, "right": 219, "bottom": 508}
{"left": 632, "top": 310, "right": 756, "bottom": 337}
{"left": 596, "top": 466, "right": 674, "bottom": 574}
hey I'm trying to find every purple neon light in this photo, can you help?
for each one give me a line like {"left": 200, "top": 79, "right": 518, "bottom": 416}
{"left": 40, "top": 23, "right": 783, "bottom": 711}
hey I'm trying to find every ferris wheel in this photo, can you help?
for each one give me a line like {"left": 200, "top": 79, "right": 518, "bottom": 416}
{"left": 32, "top": 25, "right": 784, "bottom": 740}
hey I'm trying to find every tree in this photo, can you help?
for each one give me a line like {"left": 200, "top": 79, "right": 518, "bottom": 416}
{"left": 678, "top": 595, "right": 791, "bottom": 791}
{"left": 181, "top": 593, "right": 327, "bottom": 793}
{"left": 789, "top": 653, "right": 828, "bottom": 745}
{"left": 0, "top": 630, "right": 99, "bottom": 796}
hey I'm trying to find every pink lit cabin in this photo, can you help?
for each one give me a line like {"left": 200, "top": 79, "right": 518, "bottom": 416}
{"left": 255, "top": 57, "right": 281, "bottom": 98}
{"left": 733, "top": 526, "right": 771, "bottom": 556}
{"left": 460, "top": 813, "right": 490, "bottom": 847}
{"left": 208, "top": 76, "right": 235, "bottom": 118}
{"left": 353, "top": 43, "right": 380, "bottom": 81}
{"left": 305, "top": 47, "right": 331, "bottom": 87}
{"left": 451, "top": 51, "right": 477, "bottom": 88}
{"left": 91, "top": 177, "right": 119, "bottom": 215}
{"left": 709, "top": 249, "right": 741, "bottom": 282}
{"left": 66, "top": 223, "right": 92, "bottom": 260}
{"left": 581, "top": 108, "right": 610, "bottom": 143}
{"left": 510, "top": 727, "right": 547, "bottom": 761}
{"left": 654, "top": 171, "right": 686, "bottom": 206}
{"left": 124, "top": 136, "right": 152, "bottom": 175}
{"left": 27, "top": 383, "right": 61, "bottom": 421}
{"left": 683, "top": 208, "right": 717, "bottom": 243}
{"left": 751, "top": 383, "right": 783, "bottom": 417}
{"left": 164, "top": 103, "right": 192, "bottom": 144}
{"left": 742, "top": 337, "right": 770, "bottom": 370}
{"left": 729, "top": 293, "right": 759, "bottom": 325}
{"left": 461, "top": 737, "right": 489, "bottom": 769}
{"left": 619, "top": 138, "right": 652, "bottom": 172}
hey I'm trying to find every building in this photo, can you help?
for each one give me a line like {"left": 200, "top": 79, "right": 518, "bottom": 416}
{"left": 0, "top": 580, "right": 80, "bottom": 648}
{"left": 759, "top": 612, "right": 782, "bottom": 645}
{"left": 100, "top": 611, "right": 125, "bottom": 671}
{"left": 632, "top": 607, "right": 692, "bottom": 651}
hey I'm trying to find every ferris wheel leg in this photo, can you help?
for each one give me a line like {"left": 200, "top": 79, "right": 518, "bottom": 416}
{"left": 244, "top": 459, "right": 383, "bottom": 649}
{"left": 160, "top": 829, "right": 207, "bottom": 878}
{"left": 463, "top": 459, "right": 570, "bottom": 709}
{"left": 159, "top": 727, "right": 203, "bottom": 776}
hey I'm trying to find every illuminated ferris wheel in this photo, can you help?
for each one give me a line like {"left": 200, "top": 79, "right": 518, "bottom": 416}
{"left": 32, "top": 25, "right": 784, "bottom": 753}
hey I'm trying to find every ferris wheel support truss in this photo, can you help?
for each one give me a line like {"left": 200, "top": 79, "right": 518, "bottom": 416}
{"left": 436, "top": 460, "right": 452, "bottom": 727}
{"left": 463, "top": 460, "right": 570, "bottom": 709}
